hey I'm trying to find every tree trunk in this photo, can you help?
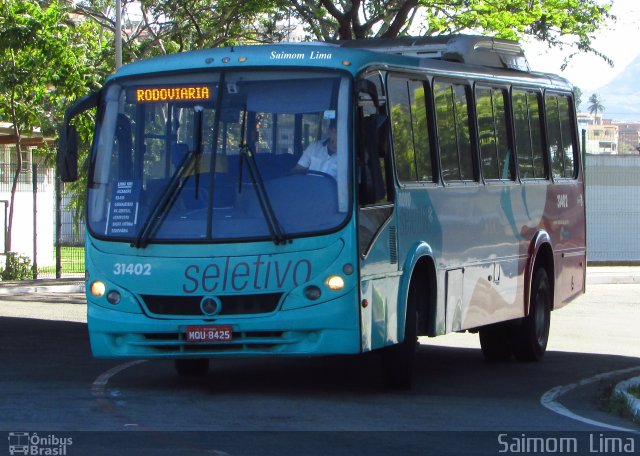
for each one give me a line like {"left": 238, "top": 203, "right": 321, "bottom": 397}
{"left": 7, "top": 127, "right": 22, "bottom": 255}
{"left": 7, "top": 91, "right": 23, "bottom": 256}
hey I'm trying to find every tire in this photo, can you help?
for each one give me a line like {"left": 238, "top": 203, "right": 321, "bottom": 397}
{"left": 479, "top": 323, "right": 512, "bottom": 362}
{"left": 174, "top": 358, "right": 210, "bottom": 377}
{"left": 381, "top": 282, "right": 418, "bottom": 390}
{"left": 511, "top": 268, "right": 551, "bottom": 362}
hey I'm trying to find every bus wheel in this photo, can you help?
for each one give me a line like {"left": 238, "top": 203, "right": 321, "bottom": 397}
{"left": 511, "top": 268, "right": 551, "bottom": 362}
{"left": 381, "top": 283, "right": 418, "bottom": 390}
{"left": 174, "top": 358, "right": 210, "bottom": 377}
{"left": 479, "top": 323, "right": 512, "bottom": 362}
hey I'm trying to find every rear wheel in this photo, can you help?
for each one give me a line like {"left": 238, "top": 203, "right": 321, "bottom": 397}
{"left": 511, "top": 268, "right": 551, "bottom": 361}
{"left": 381, "top": 282, "right": 418, "bottom": 389}
{"left": 174, "top": 358, "right": 210, "bottom": 377}
{"left": 479, "top": 323, "right": 512, "bottom": 362}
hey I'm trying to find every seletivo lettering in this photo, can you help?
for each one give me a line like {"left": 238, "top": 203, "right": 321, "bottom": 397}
{"left": 183, "top": 255, "right": 312, "bottom": 293}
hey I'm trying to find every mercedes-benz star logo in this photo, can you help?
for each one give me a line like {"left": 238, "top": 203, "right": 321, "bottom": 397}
{"left": 200, "top": 296, "right": 221, "bottom": 316}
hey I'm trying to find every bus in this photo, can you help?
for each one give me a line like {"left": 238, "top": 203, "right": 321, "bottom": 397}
{"left": 59, "top": 35, "right": 586, "bottom": 389}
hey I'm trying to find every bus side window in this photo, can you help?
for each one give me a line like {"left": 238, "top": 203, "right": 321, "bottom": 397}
{"left": 545, "top": 93, "right": 578, "bottom": 179}
{"left": 476, "top": 86, "right": 513, "bottom": 181}
{"left": 513, "top": 90, "right": 547, "bottom": 180}
{"left": 388, "top": 75, "right": 433, "bottom": 183}
{"left": 434, "top": 80, "right": 474, "bottom": 182}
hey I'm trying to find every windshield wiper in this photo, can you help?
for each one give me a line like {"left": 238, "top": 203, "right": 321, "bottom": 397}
{"left": 132, "top": 150, "right": 197, "bottom": 248}
{"left": 238, "top": 142, "right": 288, "bottom": 245}
{"left": 133, "top": 108, "right": 204, "bottom": 249}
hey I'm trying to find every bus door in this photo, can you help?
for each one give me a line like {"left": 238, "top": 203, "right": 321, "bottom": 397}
{"left": 356, "top": 72, "right": 401, "bottom": 351}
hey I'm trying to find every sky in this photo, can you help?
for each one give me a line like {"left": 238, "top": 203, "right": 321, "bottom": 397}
{"left": 524, "top": 0, "right": 640, "bottom": 91}
{"left": 121, "top": 0, "right": 638, "bottom": 92}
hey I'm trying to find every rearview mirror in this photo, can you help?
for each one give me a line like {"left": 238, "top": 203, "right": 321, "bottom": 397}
{"left": 58, "top": 124, "right": 78, "bottom": 182}
{"left": 57, "top": 91, "right": 100, "bottom": 183}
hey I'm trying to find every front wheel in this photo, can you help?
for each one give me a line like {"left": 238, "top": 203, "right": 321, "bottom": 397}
{"left": 381, "top": 283, "right": 418, "bottom": 389}
{"left": 511, "top": 268, "right": 552, "bottom": 361}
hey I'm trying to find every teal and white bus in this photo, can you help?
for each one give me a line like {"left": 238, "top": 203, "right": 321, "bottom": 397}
{"left": 59, "top": 35, "right": 586, "bottom": 388}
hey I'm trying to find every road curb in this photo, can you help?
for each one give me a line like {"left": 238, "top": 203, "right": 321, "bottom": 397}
{"left": 0, "top": 283, "right": 85, "bottom": 295}
{"left": 586, "top": 270, "right": 640, "bottom": 285}
{"left": 614, "top": 376, "right": 640, "bottom": 423}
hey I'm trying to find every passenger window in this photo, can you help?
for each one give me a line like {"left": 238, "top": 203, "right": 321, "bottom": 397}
{"left": 388, "top": 77, "right": 415, "bottom": 182}
{"left": 476, "top": 87, "right": 512, "bottom": 180}
{"left": 513, "top": 90, "right": 547, "bottom": 180}
{"left": 388, "top": 76, "right": 432, "bottom": 183}
{"left": 434, "top": 80, "right": 474, "bottom": 182}
{"left": 545, "top": 93, "right": 577, "bottom": 179}
{"left": 409, "top": 80, "right": 432, "bottom": 182}
{"left": 558, "top": 96, "right": 576, "bottom": 178}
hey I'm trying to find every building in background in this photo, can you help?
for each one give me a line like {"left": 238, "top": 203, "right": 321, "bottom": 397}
{"left": 0, "top": 123, "right": 55, "bottom": 269}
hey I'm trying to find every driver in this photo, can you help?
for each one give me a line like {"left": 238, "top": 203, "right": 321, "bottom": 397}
{"left": 292, "top": 120, "right": 337, "bottom": 178}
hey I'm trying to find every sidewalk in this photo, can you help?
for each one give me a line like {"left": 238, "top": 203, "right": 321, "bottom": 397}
{"left": 0, "top": 276, "right": 85, "bottom": 295}
{"left": 586, "top": 266, "right": 640, "bottom": 285}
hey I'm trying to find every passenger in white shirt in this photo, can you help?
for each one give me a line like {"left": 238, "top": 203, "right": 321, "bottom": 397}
{"left": 292, "top": 121, "right": 337, "bottom": 178}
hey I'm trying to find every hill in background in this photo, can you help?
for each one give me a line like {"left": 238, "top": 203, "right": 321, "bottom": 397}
{"left": 581, "top": 54, "right": 640, "bottom": 122}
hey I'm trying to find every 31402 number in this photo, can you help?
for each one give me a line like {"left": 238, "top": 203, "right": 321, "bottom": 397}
{"left": 113, "top": 263, "right": 152, "bottom": 276}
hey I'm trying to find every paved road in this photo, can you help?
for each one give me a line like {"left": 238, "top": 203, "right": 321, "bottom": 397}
{"left": 0, "top": 283, "right": 638, "bottom": 455}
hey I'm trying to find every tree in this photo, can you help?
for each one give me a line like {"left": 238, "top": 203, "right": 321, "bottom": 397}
{"left": 573, "top": 86, "right": 582, "bottom": 112}
{"left": 287, "top": 0, "right": 613, "bottom": 66}
{"left": 74, "top": 0, "right": 285, "bottom": 61}
{"left": 587, "top": 93, "right": 605, "bottom": 123}
{"left": 74, "top": 1, "right": 615, "bottom": 66}
{"left": 0, "top": 0, "right": 107, "bottom": 264}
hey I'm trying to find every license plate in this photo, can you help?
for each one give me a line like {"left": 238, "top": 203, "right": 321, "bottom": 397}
{"left": 185, "top": 325, "right": 233, "bottom": 343}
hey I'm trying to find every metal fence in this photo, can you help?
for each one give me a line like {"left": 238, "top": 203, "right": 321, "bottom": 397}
{"left": 0, "top": 164, "right": 84, "bottom": 280}
{"left": 581, "top": 125, "right": 640, "bottom": 263}
{"left": 585, "top": 154, "right": 640, "bottom": 263}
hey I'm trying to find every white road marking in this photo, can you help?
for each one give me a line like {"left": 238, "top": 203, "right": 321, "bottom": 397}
{"left": 91, "top": 360, "right": 148, "bottom": 398}
{"left": 540, "top": 366, "right": 640, "bottom": 433}
{"left": 91, "top": 360, "right": 147, "bottom": 428}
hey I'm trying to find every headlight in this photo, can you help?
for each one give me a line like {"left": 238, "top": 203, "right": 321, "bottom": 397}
{"left": 90, "top": 281, "right": 106, "bottom": 297}
{"left": 325, "top": 275, "right": 345, "bottom": 291}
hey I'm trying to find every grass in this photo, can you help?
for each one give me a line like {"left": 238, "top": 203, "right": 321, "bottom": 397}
{"left": 601, "top": 382, "right": 640, "bottom": 424}
{"left": 36, "top": 246, "right": 85, "bottom": 276}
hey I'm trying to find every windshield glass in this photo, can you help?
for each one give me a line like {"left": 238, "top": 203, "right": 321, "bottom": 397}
{"left": 88, "top": 70, "right": 351, "bottom": 244}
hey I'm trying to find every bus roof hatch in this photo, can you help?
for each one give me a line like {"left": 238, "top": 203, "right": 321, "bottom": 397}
{"left": 339, "top": 35, "right": 530, "bottom": 72}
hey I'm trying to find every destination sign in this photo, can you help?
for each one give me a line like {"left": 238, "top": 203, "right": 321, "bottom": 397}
{"left": 135, "top": 86, "right": 212, "bottom": 103}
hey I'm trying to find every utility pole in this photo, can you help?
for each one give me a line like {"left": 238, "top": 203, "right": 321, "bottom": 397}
{"left": 115, "top": 0, "right": 122, "bottom": 69}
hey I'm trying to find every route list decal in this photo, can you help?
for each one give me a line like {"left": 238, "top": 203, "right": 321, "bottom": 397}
{"left": 106, "top": 180, "right": 140, "bottom": 235}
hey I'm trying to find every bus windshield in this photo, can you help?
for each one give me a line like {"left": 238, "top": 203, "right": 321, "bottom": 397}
{"left": 88, "top": 70, "right": 351, "bottom": 244}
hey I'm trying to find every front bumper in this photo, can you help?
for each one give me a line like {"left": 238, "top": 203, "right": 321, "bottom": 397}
{"left": 87, "top": 292, "right": 361, "bottom": 358}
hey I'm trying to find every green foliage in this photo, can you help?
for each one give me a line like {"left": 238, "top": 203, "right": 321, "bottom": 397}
{"left": 573, "top": 86, "right": 582, "bottom": 111}
{"left": 287, "top": 0, "right": 613, "bottom": 67}
{"left": 0, "top": 0, "right": 109, "bottom": 240}
{"left": 1, "top": 253, "right": 34, "bottom": 281}
{"left": 76, "top": 0, "right": 284, "bottom": 61}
